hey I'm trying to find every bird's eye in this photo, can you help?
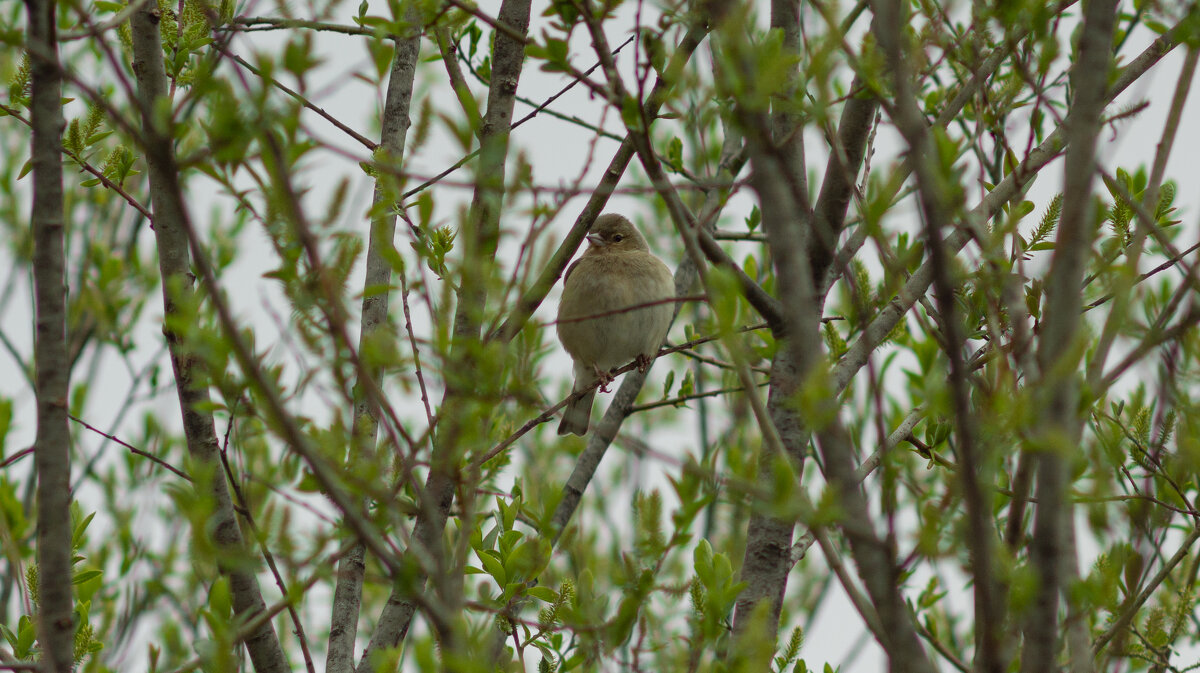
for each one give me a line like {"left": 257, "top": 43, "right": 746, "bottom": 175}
{"left": 613, "top": 234, "right": 624, "bottom": 242}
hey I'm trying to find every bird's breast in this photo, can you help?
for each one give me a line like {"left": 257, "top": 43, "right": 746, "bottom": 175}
{"left": 556, "top": 254, "right": 675, "bottom": 371}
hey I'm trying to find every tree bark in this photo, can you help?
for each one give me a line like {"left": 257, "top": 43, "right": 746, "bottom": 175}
{"left": 1022, "top": 2, "right": 1117, "bottom": 672}
{"left": 869, "top": 0, "right": 1005, "bottom": 668}
{"left": 129, "top": 6, "right": 289, "bottom": 672}
{"left": 27, "top": 0, "right": 74, "bottom": 670}
{"left": 356, "top": 3, "right": 533, "bottom": 668}
{"left": 731, "top": 0, "right": 811, "bottom": 631}
{"left": 325, "top": 12, "right": 423, "bottom": 673}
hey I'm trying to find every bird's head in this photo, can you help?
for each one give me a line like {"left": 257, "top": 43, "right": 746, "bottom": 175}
{"left": 585, "top": 213, "right": 650, "bottom": 253}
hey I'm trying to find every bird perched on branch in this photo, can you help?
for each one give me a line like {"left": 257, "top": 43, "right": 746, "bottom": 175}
{"left": 556, "top": 214, "right": 676, "bottom": 436}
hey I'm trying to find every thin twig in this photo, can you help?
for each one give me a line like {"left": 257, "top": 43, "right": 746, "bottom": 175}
{"left": 68, "top": 414, "right": 192, "bottom": 482}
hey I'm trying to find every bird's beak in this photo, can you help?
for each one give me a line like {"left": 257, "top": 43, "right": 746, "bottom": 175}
{"left": 586, "top": 234, "right": 606, "bottom": 247}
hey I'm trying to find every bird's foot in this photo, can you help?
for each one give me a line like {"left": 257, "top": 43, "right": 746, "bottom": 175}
{"left": 635, "top": 353, "right": 654, "bottom": 373}
{"left": 591, "top": 365, "right": 615, "bottom": 392}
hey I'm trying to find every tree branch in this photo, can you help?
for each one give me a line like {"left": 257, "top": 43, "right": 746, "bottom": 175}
{"left": 326, "top": 10, "right": 423, "bottom": 673}
{"left": 26, "top": 0, "right": 74, "bottom": 670}
{"left": 357, "top": 1, "right": 534, "bottom": 665}
{"left": 871, "top": 1, "right": 1003, "bottom": 669}
{"left": 130, "top": 5, "right": 294, "bottom": 671}
{"left": 1022, "top": 2, "right": 1117, "bottom": 672}
{"left": 491, "top": 22, "right": 712, "bottom": 343}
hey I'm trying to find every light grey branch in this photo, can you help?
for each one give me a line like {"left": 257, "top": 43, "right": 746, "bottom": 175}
{"left": 1022, "top": 2, "right": 1117, "bottom": 672}
{"left": 326, "top": 10, "right": 423, "bottom": 673}
{"left": 356, "top": 1, "right": 534, "bottom": 666}
{"left": 129, "top": 4, "right": 290, "bottom": 672}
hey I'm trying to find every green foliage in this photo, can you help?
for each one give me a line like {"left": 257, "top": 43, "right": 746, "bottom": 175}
{"left": 1023, "top": 193, "right": 1062, "bottom": 254}
{"left": 691, "top": 540, "right": 747, "bottom": 639}
{"left": 633, "top": 490, "right": 666, "bottom": 560}
{"left": 1, "top": 507, "right": 104, "bottom": 667}
{"left": 6, "top": 53, "right": 30, "bottom": 108}
{"left": 4, "top": 1, "right": 1200, "bottom": 671}
{"left": 714, "top": 23, "right": 802, "bottom": 113}
{"left": 773, "top": 626, "right": 804, "bottom": 672}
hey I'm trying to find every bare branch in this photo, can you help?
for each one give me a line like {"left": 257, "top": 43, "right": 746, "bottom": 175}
{"left": 1023, "top": 2, "right": 1118, "bottom": 672}
{"left": 27, "top": 0, "right": 74, "bottom": 669}
{"left": 326, "top": 9, "right": 424, "bottom": 673}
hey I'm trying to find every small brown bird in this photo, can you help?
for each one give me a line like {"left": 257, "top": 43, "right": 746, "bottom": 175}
{"left": 556, "top": 214, "right": 676, "bottom": 436}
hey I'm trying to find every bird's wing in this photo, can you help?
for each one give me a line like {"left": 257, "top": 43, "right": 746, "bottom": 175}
{"left": 563, "top": 257, "right": 582, "bottom": 284}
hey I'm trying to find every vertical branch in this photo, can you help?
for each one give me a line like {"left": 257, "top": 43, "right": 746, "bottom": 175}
{"left": 1022, "top": 1, "right": 1117, "bottom": 672}
{"left": 129, "top": 5, "right": 289, "bottom": 673}
{"left": 728, "top": 0, "right": 813, "bottom": 641}
{"left": 810, "top": 79, "right": 877, "bottom": 292}
{"left": 356, "top": 2, "right": 533, "bottom": 667}
{"left": 26, "top": 1, "right": 73, "bottom": 671}
{"left": 727, "top": 3, "right": 872, "bottom": 642}
{"left": 766, "top": 182, "right": 939, "bottom": 668}
{"left": 768, "top": 0, "right": 806, "bottom": 207}
{"left": 325, "top": 10, "right": 423, "bottom": 673}
{"left": 869, "top": 0, "right": 1003, "bottom": 669}
{"left": 716, "top": 0, "right": 935, "bottom": 666}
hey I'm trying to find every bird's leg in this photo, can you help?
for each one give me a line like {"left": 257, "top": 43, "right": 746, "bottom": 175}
{"left": 635, "top": 353, "right": 655, "bottom": 373}
{"left": 591, "top": 364, "right": 615, "bottom": 392}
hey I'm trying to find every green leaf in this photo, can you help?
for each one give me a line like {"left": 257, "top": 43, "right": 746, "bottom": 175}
{"left": 208, "top": 577, "right": 233, "bottom": 618}
{"left": 527, "top": 586, "right": 558, "bottom": 602}
{"left": 667, "top": 137, "right": 683, "bottom": 171}
{"left": 677, "top": 370, "right": 694, "bottom": 401}
{"left": 619, "top": 96, "right": 642, "bottom": 131}
{"left": 693, "top": 539, "right": 714, "bottom": 585}
{"left": 478, "top": 550, "right": 506, "bottom": 586}
{"left": 72, "top": 569, "right": 103, "bottom": 585}
{"left": 16, "top": 617, "right": 36, "bottom": 658}
{"left": 745, "top": 206, "right": 761, "bottom": 231}
{"left": 72, "top": 511, "right": 95, "bottom": 549}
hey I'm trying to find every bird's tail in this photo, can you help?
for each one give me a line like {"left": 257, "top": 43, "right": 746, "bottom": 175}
{"left": 558, "top": 389, "right": 595, "bottom": 436}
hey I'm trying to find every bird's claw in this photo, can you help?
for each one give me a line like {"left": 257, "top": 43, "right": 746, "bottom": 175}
{"left": 635, "top": 354, "right": 654, "bottom": 373}
{"left": 591, "top": 365, "right": 615, "bottom": 392}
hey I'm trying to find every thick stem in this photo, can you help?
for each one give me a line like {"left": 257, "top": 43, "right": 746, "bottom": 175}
{"left": 326, "top": 13, "right": 423, "bottom": 673}
{"left": 870, "top": 0, "right": 1003, "bottom": 669}
{"left": 27, "top": 1, "right": 73, "bottom": 671}
{"left": 1022, "top": 2, "right": 1118, "bottom": 672}
{"left": 356, "top": 3, "right": 533, "bottom": 668}
{"left": 730, "top": 0, "right": 812, "bottom": 642}
{"left": 810, "top": 80, "right": 877, "bottom": 291}
{"left": 129, "top": 6, "right": 288, "bottom": 672}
